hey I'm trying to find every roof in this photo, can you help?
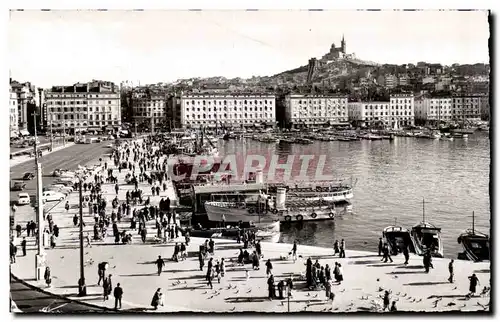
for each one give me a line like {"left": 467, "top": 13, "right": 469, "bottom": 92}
{"left": 193, "top": 183, "right": 265, "bottom": 194}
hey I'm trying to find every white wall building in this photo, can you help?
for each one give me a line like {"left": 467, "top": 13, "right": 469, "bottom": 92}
{"left": 390, "top": 94, "right": 414, "bottom": 127}
{"left": 347, "top": 101, "right": 390, "bottom": 126}
{"left": 414, "top": 97, "right": 452, "bottom": 123}
{"left": 284, "top": 94, "right": 348, "bottom": 127}
{"left": 348, "top": 94, "right": 414, "bottom": 128}
{"left": 180, "top": 93, "right": 276, "bottom": 128}
{"left": 9, "top": 86, "right": 19, "bottom": 132}
{"left": 45, "top": 80, "right": 121, "bottom": 133}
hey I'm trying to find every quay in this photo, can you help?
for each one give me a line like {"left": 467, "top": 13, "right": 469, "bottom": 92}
{"left": 10, "top": 136, "right": 490, "bottom": 313}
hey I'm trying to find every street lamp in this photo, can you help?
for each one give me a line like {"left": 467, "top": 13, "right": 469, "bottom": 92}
{"left": 76, "top": 177, "right": 87, "bottom": 296}
{"left": 32, "top": 111, "right": 46, "bottom": 281}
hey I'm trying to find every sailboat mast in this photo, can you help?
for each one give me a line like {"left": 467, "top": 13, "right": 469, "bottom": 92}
{"left": 472, "top": 211, "right": 475, "bottom": 234}
{"left": 422, "top": 198, "right": 425, "bottom": 223}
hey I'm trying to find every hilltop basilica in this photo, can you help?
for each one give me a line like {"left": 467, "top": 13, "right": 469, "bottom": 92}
{"left": 321, "top": 35, "right": 347, "bottom": 61}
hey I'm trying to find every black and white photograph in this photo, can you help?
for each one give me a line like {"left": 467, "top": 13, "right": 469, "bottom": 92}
{"left": 7, "top": 7, "right": 492, "bottom": 314}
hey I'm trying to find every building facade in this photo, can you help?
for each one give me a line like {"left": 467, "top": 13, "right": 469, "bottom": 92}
{"left": 10, "top": 80, "right": 37, "bottom": 132}
{"left": 284, "top": 94, "right": 349, "bottom": 128}
{"left": 347, "top": 101, "right": 390, "bottom": 127}
{"left": 389, "top": 94, "right": 415, "bottom": 127}
{"left": 348, "top": 94, "right": 414, "bottom": 128}
{"left": 45, "top": 80, "right": 121, "bottom": 133}
{"left": 9, "top": 86, "right": 19, "bottom": 133}
{"left": 131, "top": 88, "right": 168, "bottom": 130}
{"left": 414, "top": 97, "right": 452, "bottom": 124}
{"left": 451, "top": 94, "right": 484, "bottom": 121}
{"left": 180, "top": 93, "right": 276, "bottom": 128}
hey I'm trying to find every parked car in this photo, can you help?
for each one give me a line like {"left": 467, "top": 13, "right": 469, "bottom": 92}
{"left": 11, "top": 181, "right": 26, "bottom": 191}
{"left": 17, "top": 193, "right": 31, "bottom": 205}
{"left": 22, "top": 172, "right": 35, "bottom": 180}
{"left": 41, "top": 191, "right": 65, "bottom": 203}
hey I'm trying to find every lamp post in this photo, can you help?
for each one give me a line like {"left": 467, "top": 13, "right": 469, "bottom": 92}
{"left": 77, "top": 177, "right": 87, "bottom": 296}
{"left": 32, "top": 111, "right": 45, "bottom": 281}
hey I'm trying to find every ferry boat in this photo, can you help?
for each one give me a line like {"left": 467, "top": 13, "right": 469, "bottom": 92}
{"left": 205, "top": 188, "right": 350, "bottom": 224}
{"left": 269, "top": 182, "right": 354, "bottom": 203}
{"left": 382, "top": 225, "right": 415, "bottom": 256}
{"left": 410, "top": 198, "right": 444, "bottom": 257}
{"left": 457, "top": 211, "right": 490, "bottom": 262}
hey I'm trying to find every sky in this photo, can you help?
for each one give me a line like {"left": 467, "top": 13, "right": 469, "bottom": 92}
{"left": 8, "top": 9, "right": 490, "bottom": 88}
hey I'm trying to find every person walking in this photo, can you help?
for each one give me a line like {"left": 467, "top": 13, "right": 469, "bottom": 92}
{"left": 402, "top": 244, "right": 410, "bottom": 265}
{"left": 378, "top": 238, "right": 383, "bottom": 256}
{"left": 468, "top": 273, "right": 480, "bottom": 296}
{"left": 103, "top": 275, "right": 110, "bottom": 301}
{"left": 381, "top": 243, "right": 393, "bottom": 263}
{"left": 113, "top": 283, "right": 123, "bottom": 310}
{"left": 339, "top": 239, "right": 346, "bottom": 258}
{"left": 265, "top": 259, "right": 273, "bottom": 277}
{"left": 448, "top": 259, "right": 454, "bottom": 283}
{"left": 65, "top": 201, "right": 70, "bottom": 212}
{"left": 44, "top": 267, "right": 52, "bottom": 288}
{"left": 291, "top": 241, "right": 298, "bottom": 262}
{"left": 21, "top": 238, "right": 27, "bottom": 256}
{"left": 333, "top": 240, "right": 339, "bottom": 255}
{"left": 155, "top": 255, "right": 165, "bottom": 276}
{"left": 198, "top": 251, "right": 205, "bottom": 271}
{"left": 73, "top": 214, "right": 79, "bottom": 226}
{"left": 383, "top": 290, "right": 390, "bottom": 311}
{"left": 151, "top": 288, "right": 162, "bottom": 310}
{"left": 390, "top": 301, "right": 397, "bottom": 312}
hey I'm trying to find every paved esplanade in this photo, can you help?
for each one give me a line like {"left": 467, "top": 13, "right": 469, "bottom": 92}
{"left": 10, "top": 137, "right": 491, "bottom": 313}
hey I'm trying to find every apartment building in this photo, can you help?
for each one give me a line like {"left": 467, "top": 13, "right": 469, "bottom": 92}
{"left": 131, "top": 88, "right": 168, "bottom": 129}
{"left": 389, "top": 94, "right": 415, "bottom": 127}
{"left": 348, "top": 94, "right": 414, "bottom": 128}
{"left": 451, "top": 94, "right": 484, "bottom": 121}
{"left": 180, "top": 93, "right": 276, "bottom": 128}
{"left": 347, "top": 101, "right": 390, "bottom": 127}
{"left": 284, "top": 94, "right": 348, "bottom": 128}
{"left": 414, "top": 97, "right": 453, "bottom": 124}
{"left": 45, "top": 80, "right": 121, "bottom": 133}
{"left": 9, "top": 86, "right": 19, "bottom": 133}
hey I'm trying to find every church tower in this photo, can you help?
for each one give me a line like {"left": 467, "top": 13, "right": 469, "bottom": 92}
{"left": 341, "top": 34, "right": 346, "bottom": 54}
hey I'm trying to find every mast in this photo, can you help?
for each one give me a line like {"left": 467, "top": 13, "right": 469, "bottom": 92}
{"left": 472, "top": 211, "right": 475, "bottom": 234}
{"left": 422, "top": 198, "right": 425, "bottom": 223}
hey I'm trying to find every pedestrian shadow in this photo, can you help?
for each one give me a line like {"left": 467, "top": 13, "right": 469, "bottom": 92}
{"left": 386, "top": 271, "right": 426, "bottom": 275}
{"left": 163, "top": 268, "right": 200, "bottom": 273}
{"left": 169, "top": 275, "right": 204, "bottom": 280}
{"left": 119, "top": 273, "right": 158, "bottom": 277}
{"left": 347, "top": 254, "right": 380, "bottom": 259}
{"left": 348, "top": 260, "right": 381, "bottom": 265}
{"left": 427, "top": 294, "right": 470, "bottom": 299}
{"left": 224, "top": 296, "right": 270, "bottom": 303}
{"left": 474, "top": 269, "right": 490, "bottom": 274}
{"left": 168, "top": 286, "right": 201, "bottom": 291}
{"left": 216, "top": 245, "right": 244, "bottom": 251}
{"left": 396, "top": 265, "right": 424, "bottom": 269}
{"left": 404, "top": 282, "right": 450, "bottom": 286}
{"left": 368, "top": 263, "right": 400, "bottom": 267}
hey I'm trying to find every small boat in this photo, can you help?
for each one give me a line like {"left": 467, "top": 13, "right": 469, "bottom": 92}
{"left": 410, "top": 199, "right": 444, "bottom": 257}
{"left": 382, "top": 225, "right": 415, "bottom": 256}
{"left": 279, "top": 137, "right": 296, "bottom": 144}
{"left": 295, "top": 138, "right": 314, "bottom": 145}
{"left": 451, "top": 128, "right": 476, "bottom": 135}
{"left": 457, "top": 211, "right": 490, "bottom": 262}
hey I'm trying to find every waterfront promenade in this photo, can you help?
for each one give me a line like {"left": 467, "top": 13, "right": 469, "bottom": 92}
{"left": 10, "top": 137, "right": 491, "bottom": 313}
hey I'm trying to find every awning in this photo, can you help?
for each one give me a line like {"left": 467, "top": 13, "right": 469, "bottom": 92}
{"left": 20, "top": 130, "right": 30, "bottom": 136}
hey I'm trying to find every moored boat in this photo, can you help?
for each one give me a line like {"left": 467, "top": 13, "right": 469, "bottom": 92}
{"left": 457, "top": 211, "right": 490, "bottom": 262}
{"left": 382, "top": 225, "right": 415, "bottom": 255}
{"left": 410, "top": 198, "right": 444, "bottom": 257}
{"left": 205, "top": 188, "right": 351, "bottom": 224}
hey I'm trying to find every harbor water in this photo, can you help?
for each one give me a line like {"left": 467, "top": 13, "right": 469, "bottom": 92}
{"left": 219, "top": 132, "right": 491, "bottom": 257}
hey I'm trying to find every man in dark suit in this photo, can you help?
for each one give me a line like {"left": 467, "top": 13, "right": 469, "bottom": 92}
{"left": 113, "top": 283, "right": 123, "bottom": 310}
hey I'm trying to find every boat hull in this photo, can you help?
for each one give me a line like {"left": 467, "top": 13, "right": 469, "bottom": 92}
{"left": 205, "top": 201, "right": 352, "bottom": 223}
{"left": 382, "top": 226, "right": 415, "bottom": 255}
{"left": 410, "top": 224, "right": 444, "bottom": 258}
